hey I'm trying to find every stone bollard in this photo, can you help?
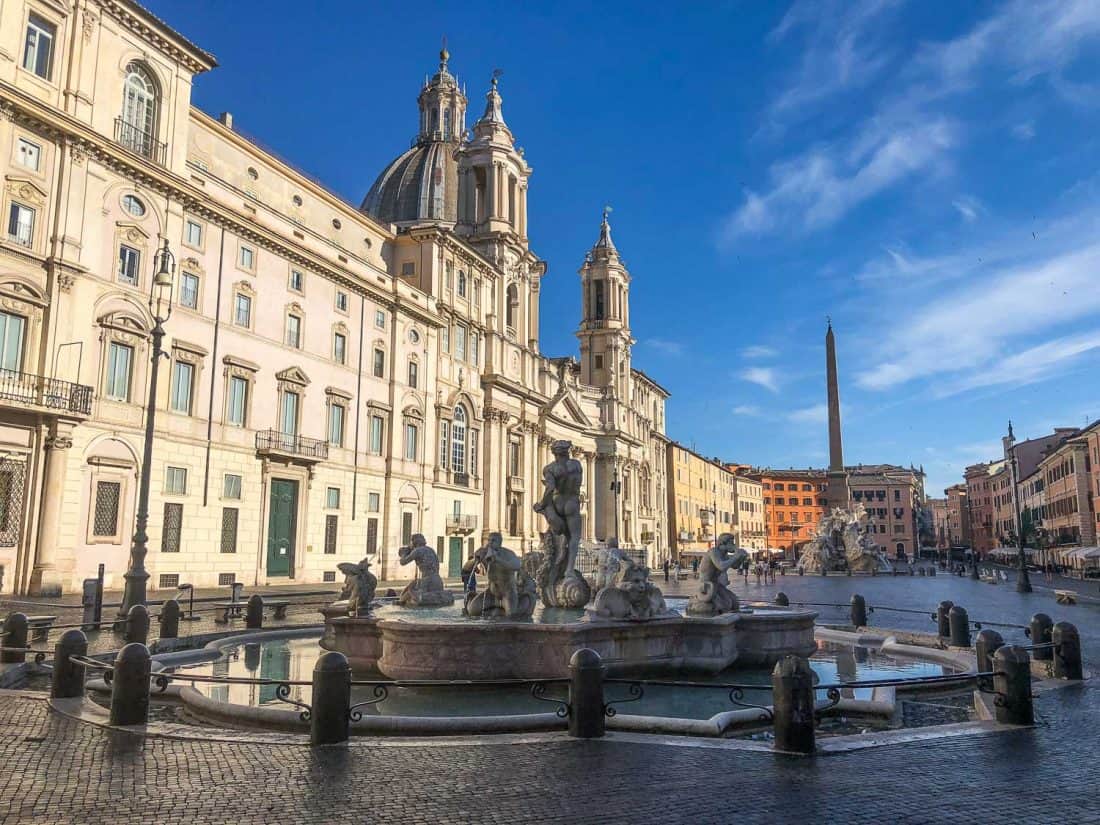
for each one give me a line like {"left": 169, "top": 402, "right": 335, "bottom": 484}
{"left": 936, "top": 601, "right": 954, "bottom": 638}
{"left": 123, "top": 604, "right": 150, "bottom": 645}
{"left": 1052, "top": 622, "right": 1083, "bottom": 680}
{"left": 81, "top": 579, "right": 99, "bottom": 630}
{"left": 109, "top": 643, "right": 151, "bottom": 726}
{"left": 568, "top": 648, "right": 606, "bottom": 739}
{"left": 51, "top": 630, "right": 89, "bottom": 699}
{"left": 917, "top": 567, "right": 926, "bottom": 576}
{"left": 871, "top": 567, "right": 878, "bottom": 576}
{"left": 928, "top": 566, "right": 936, "bottom": 576}
{"left": 1029, "top": 614, "right": 1053, "bottom": 661}
{"left": 774, "top": 592, "right": 790, "bottom": 607}
{"left": 846, "top": 567, "right": 852, "bottom": 577}
{"left": 780, "top": 566, "right": 786, "bottom": 577}
{"left": 798, "top": 567, "right": 804, "bottom": 576}
{"left": 993, "top": 645, "right": 1033, "bottom": 725}
{"left": 948, "top": 605, "right": 971, "bottom": 647}
{"left": 159, "top": 599, "right": 181, "bottom": 640}
{"left": 772, "top": 655, "right": 816, "bottom": 755}
{"left": 974, "top": 629, "right": 1004, "bottom": 676}
{"left": 310, "top": 650, "right": 351, "bottom": 746}
{"left": 1, "top": 612, "right": 28, "bottom": 663}
{"left": 246, "top": 595, "right": 264, "bottom": 630}
{"left": 850, "top": 594, "right": 868, "bottom": 628}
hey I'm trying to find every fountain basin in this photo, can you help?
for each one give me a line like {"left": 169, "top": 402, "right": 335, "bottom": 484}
{"left": 321, "top": 604, "right": 818, "bottom": 679}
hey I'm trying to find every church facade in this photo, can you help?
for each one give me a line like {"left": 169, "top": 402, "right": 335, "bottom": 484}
{"left": 0, "top": 1, "right": 669, "bottom": 595}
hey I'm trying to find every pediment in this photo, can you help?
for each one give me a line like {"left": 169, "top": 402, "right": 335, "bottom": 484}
{"left": 275, "top": 366, "right": 310, "bottom": 386}
{"left": 116, "top": 222, "right": 151, "bottom": 244}
{"left": 5, "top": 176, "right": 48, "bottom": 207}
{"left": 544, "top": 387, "right": 591, "bottom": 428}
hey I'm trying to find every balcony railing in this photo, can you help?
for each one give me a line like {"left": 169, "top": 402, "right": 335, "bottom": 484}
{"left": 114, "top": 117, "right": 167, "bottom": 166}
{"left": 0, "top": 369, "right": 92, "bottom": 415}
{"left": 255, "top": 429, "right": 328, "bottom": 460}
{"left": 446, "top": 513, "right": 478, "bottom": 534}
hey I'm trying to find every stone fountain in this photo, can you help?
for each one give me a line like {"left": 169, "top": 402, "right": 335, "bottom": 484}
{"left": 797, "top": 504, "right": 893, "bottom": 574}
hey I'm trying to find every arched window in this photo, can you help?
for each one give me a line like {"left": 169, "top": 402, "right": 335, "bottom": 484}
{"left": 121, "top": 63, "right": 158, "bottom": 158}
{"left": 506, "top": 284, "right": 518, "bottom": 329}
{"left": 451, "top": 405, "right": 467, "bottom": 474}
{"left": 457, "top": 270, "right": 467, "bottom": 298}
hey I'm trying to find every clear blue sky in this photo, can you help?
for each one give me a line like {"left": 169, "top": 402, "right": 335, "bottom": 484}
{"left": 148, "top": 0, "right": 1100, "bottom": 496}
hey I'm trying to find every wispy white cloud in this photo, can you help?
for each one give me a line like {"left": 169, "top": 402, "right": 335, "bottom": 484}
{"left": 951, "top": 195, "right": 983, "bottom": 222}
{"left": 937, "top": 329, "right": 1100, "bottom": 396}
{"left": 740, "top": 367, "right": 780, "bottom": 393}
{"left": 644, "top": 338, "right": 686, "bottom": 356}
{"left": 732, "top": 404, "right": 763, "bottom": 417}
{"left": 741, "top": 345, "right": 778, "bottom": 360}
{"left": 767, "top": 0, "right": 903, "bottom": 116}
{"left": 1012, "top": 121, "right": 1035, "bottom": 140}
{"left": 787, "top": 404, "right": 827, "bottom": 424}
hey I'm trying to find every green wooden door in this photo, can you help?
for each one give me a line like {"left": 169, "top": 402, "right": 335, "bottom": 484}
{"left": 266, "top": 479, "right": 298, "bottom": 577}
{"left": 448, "top": 537, "right": 463, "bottom": 578}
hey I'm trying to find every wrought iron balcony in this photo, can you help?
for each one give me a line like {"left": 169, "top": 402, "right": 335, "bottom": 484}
{"left": 255, "top": 429, "right": 328, "bottom": 461}
{"left": 0, "top": 369, "right": 92, "bottom": 416}
{"left": 114, "top": 117, "right": 167, "bottom": 166}
{"left": 446, "top": 513, "right": 478, "bottom": 534}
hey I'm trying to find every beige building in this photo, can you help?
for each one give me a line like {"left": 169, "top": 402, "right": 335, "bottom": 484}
{"left": 733, "top": 472, "right": 765, "bottom": 551}
{"left": 0, "top": 2, "right": 670, "bottom": 595}
{"left": 847, "top": 464, "right": 926, "bottom": 561}
{"left": 944, "top": 483, "right": 969, "bottom": 547}
{"left": 666, "top": 443, "right": 736, "bottom": 559}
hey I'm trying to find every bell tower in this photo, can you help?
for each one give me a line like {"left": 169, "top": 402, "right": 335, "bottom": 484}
{"left": 416, "top": 45, "right": 466, "bottom": 145}
{"left": 577, "top": 208, "right": 633, "bottom": 399}
{"left": 456, "top": 73, "right": 531, "bottom": 248}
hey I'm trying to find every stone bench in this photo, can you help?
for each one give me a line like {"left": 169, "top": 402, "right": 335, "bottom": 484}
{"left": 1055, "top": 590, "right": 1077, "bottom": 605}
{"left": 212, "top": 600, "right": 290, "bottom": 624}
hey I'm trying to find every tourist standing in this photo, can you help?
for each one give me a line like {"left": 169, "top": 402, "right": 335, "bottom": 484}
{"left": 662, "top": 558, "right": 670, "bottom": 582}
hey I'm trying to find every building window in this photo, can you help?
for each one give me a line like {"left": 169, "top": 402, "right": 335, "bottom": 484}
{"left": 366, "top": 517, "right": 379, "bottom": 553}
{"left": 179, "top": 272, "right": 199, "bottom": 309}
{"left": 118, "top": 245, "right": 141, "bottom": 286}
{"left": 234, "top": 293, "right": 252, "bottom": 327}
{"left": 161, "top": 503, "right": 183, "bottom": 552}
{"left": 438, "top": 420, "right": 449, "bottom": 470}
{"left": 473, "top": 279, "right": 481, "bottom": 306}
{"left": 165, "top": 466, "right": 187, "bottom": 495}
{"left": 374, "top": 310, "right": 386, "bottom": 329}
{"left": 22, "top": 14, "right": 56, "bottom": 80}
{"left": 92, "top": 481, "right": 121, "bottom": 537}
{"left": 469, "top": 429, "right": 479, "bottom": 474}
{"left": 220, "top": 508, "right": 239, "bottom": 553}
{"left": 289, "top": 269, "right": 304, "bottom": 292}
{"left": 333, "top": 290, "right": 348, "bottom": 312}
{"left": 7, "top": 203, "right": 35, "bottom": 247}
{"left": 120, "top": 63, "right": 159, "bottom": 157}
{"left": 401, "top": 262, "right": 415, "bottom": 279}
{"left": 470, "top": 332, "right": 479, "bottom": 366}
{"left": 455, "top": 325, "right": 467, "bottom": 361}
{"left": 169, "top": 361, "right": 194, "bottom": 414}
{"left": 404, "top": 423, "right": 418, "bottom": 460}
{"left": 223, "top": 474, "right": 242, "bottom": 499}
{"left": 226, "top": 376, "right": 248, "bottom": 426}
{"left": 369, "top": 415, "right": 384, "bottom": 454}
{"left": 372, "top": 348, "right": 385, "bottom": 378}
{"left": 407, "top": 359, "right": 418, "bottom": 389}
{"left": 506, "top": 284, "right": 518, "bottom": 328}
{"left": 457, "top": 270, "right": 467, "bottom": 298}
{"left": 184, "top": 219, "right": 203, "bottom": 248}
{"left": 401, "top": 512, "right": 413, "bottom": 546}
{"left": 508, "top": 441, "right": 520, "bottom": 477}
{"left": 0, "top": 312, "right": 25, "bottom": 372}
{"left": 333, "top": 332, "right": 347, "bottom": 364}
{"left": 441, "top": 325, "right": 450, "bottom": 353}
{"left": 328, "top": 403, "right": 345, "bottom": 447}
{"left": 326, "top": 487, "right": 341, "bottom": 509}
{"left": 122, "top": 195, "right": 146, "bottom": 218}
{"left": 324, "top": 514, "right": 338, "bottom": 554}
{"left": 105, "top": 342, "right": 133, "bottom": 400}
{"left": 238, "top": 245, "right": 255, "bottom": 271}
{"left": 16, "top": 138, "right": 41, "bottom": 172}
{"left": 285, "top": 314, "right": 302, "bottom": 348}
{"left": 367, "top": 492, "right": 380, "bottom": 513}
{"left": 280, "top": 391, "right": 299, "bottom": 436}
{"left": 451, "top": 406, "right": 467, "bottom": 474}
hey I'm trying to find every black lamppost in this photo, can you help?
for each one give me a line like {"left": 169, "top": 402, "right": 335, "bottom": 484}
{"left": 118, "top": 238, "right": 175, "bottom": 622}
{"left": 1008, "top": 448, "right": 1032, "bottom": 593}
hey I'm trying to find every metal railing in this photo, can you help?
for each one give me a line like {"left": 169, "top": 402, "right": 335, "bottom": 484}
{"left": 114, "top": 117, "right": 167, "bottom": 165}
{"left": 445, "top": 513, "right": 477, "bottom": 532}
{"left": 0, "top": 369, "right": 93, "bottom": 415}
{"left": 255, "top": 429, "right": 329, "bottom": 460}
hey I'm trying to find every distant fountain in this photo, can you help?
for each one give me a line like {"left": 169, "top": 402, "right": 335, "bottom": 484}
{"left": 797, "top": 504, "right": 893, "bottom": 574}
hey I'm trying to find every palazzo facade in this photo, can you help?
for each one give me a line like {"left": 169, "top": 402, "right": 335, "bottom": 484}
{"left": 0, "top": 1, "right": 669, "bottom": 595}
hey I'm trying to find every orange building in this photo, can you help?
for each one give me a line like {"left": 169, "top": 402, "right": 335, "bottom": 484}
{"left": 751, "top": 469, "right": 827, "bottom": 556}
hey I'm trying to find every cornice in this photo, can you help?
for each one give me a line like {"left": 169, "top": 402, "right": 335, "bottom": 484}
{"left": 97, "top": 0, "right": 218, "bottom": 74}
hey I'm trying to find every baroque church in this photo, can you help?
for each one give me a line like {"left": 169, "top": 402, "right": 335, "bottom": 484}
{"left": 0, "top": 0, "right": 670, "bottom": 597}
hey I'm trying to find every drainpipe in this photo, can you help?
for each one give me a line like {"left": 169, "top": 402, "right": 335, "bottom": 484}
{"left": 201, "top": 227, "right": 226, "bottom": 506}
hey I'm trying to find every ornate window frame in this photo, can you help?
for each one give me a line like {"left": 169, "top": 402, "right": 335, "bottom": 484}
{"left": 177, "top": 256, "right": 204, "bottom": 313}
{"left": 325, "top": 386, "right": 352, "bottom": 448}
{"left": 3, "top": 176, "right": 48, "bottom": 253}
{"left": 96, "top": 308, "right": 150, "bottom": 404}
{"left": 232, "top": 280, "right": 255, "bottom": 329}
{"left": 222, "top": 354, "right": 258, "bottom": 428}
{"left": 0, "top": 279, "right": 46, "bottom": 372}
{"left": 285, "top": 301, "right": 304, "bottom": 350}
{"left": 85, "top": 453, "right": 136, "bottom": 546}
{"left": 167, "top": 339, "right": 207, "bottom": 416}
{"left": 275, "top": 366, "right": 310, "bottom": 435}
{"left": 332, "top": 321, "right": 349, "bottom": 365}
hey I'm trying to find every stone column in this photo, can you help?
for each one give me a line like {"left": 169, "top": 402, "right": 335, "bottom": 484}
{"left": 485, "top": 163, "right": 496, "bottom": 219}
{"left": 29, "top": 423, "right": 74, "bottom": 596}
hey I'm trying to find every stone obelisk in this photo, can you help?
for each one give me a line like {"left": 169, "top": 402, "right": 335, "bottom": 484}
{"left": 824, "top": 321, "right": 850, "bottom": 511}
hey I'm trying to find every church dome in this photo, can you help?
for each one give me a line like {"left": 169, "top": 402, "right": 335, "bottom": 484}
{"left": 361, "top": 48, "right": 465, "bottom": 226}
{"left": 361, "top": 142, "right": 458, "bottom": 225}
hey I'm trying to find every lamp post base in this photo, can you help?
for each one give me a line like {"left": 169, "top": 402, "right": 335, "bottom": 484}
{"left": 1016, "top": 565, "right": 1032, "bottom": 593}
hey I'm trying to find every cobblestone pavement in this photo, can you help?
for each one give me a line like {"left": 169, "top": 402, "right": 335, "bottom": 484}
{"left": 2, "top": 575, "right": 1100, "bottom": 824}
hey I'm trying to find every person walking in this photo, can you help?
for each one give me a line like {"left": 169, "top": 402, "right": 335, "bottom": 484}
{"left": 662, "top": 558, "right": 670, "bottom": 583}
{"left": 692, "top": 557, "right": 700, "bottom": 579}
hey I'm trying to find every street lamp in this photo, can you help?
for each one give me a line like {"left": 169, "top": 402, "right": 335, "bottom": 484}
{"left": 1008, "top": 447, "right": 1032, "bottom": 594}
{"left": 117, "top": 238, "right": 175, "bottom": 622}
